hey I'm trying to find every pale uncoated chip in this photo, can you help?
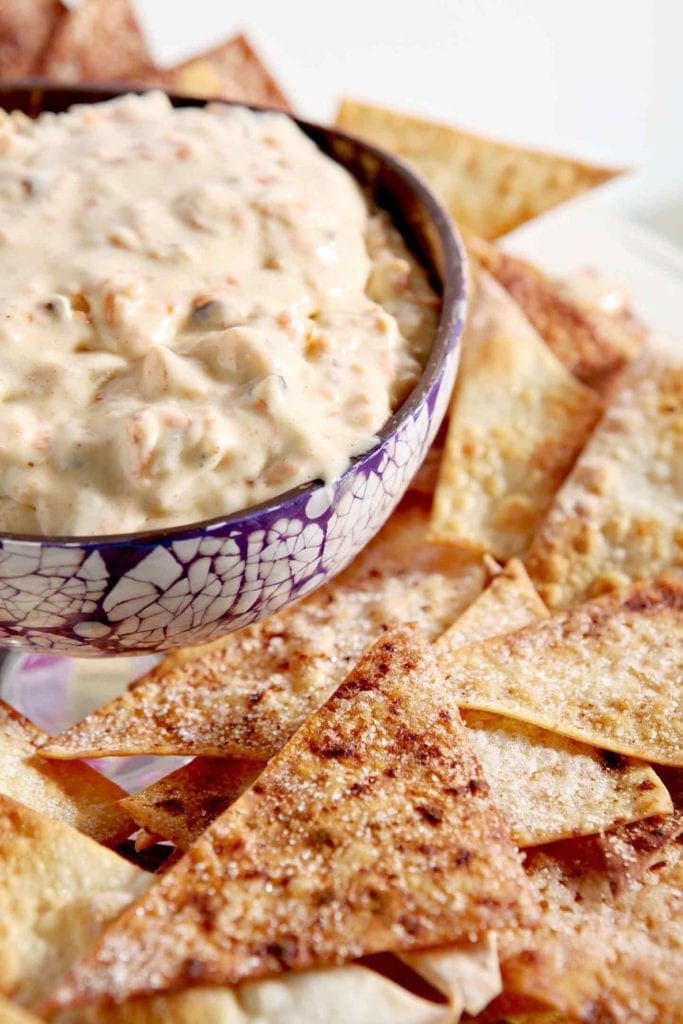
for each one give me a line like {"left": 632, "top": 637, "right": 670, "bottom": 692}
{"left": 48, "top": 626, "right": 536, "bottom": 1009}
{"left": 467, "top": 234, "right": 642, "bottom": 392}
{"left": 121, "top": 757, "right": 264, "bottom": 851}
{"left": 53, "top": 966, "right": 451, "bottom": 1024}
{"left": 438, "top": 575, "right": 683, "bottom": 765}
{"left": 0, "top": 796, "right": 149, "bottom": 1010}
{"left": 161, "top": 33, "right": 292, "bottom": 111}
{"left": 496, "top": 833, "right": 683, "bottom": 1024}
{"left": 0, "top": 700, "right": 133, "bottom": 846}
{"left": 430, "top": 272, "right": 603, "bottom": 558}
{"left": 40, "top": 0, "right": 152, "bottom": 82}
{"left": 0, "top": 0, "right": 64, "bottom": 77}
{"left": 41, "top": 495, "right": 487, "bottom": 761}
{"left": 335, "top": 99, "right": 621, "bottom": 240}
{"left": 402, "top": 935, "right": 501, "bottom": 1016}
{"left": 526, "top": 347, "right": 683, "bottom": 608}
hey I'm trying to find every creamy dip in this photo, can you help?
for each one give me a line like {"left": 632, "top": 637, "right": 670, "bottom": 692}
{"left": 0, "top": 93, "right": 438, "bottom": 535}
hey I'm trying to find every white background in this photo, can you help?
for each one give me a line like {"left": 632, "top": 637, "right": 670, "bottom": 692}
{"left": 135, "top": 0, "right": 683, "bottom": 246}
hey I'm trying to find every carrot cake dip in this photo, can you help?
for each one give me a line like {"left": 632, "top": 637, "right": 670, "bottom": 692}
{"left": 0, "top": 93, "right": 438, "bottom": 535}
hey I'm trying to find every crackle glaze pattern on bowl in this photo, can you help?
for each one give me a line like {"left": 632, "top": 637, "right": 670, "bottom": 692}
{"left": 0, "top": 85, "right": 466, "bottom": 656}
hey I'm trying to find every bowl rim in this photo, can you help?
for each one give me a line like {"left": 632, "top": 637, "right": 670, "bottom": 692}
{"left": 0, "top": 82, "right": 466, "bottom": 547}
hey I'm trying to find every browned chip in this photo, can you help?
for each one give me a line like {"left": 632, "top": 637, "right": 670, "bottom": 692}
{"left": 41, "top": 495, "right": 487, "bottom": 761}
{"left": 526, "top": 348, "right": 683, "bottom": 609}
{"left": 493, "top": 832, "right": 683, "bottom": 1024}
{"left": 335, "top": 99, "right": 621, "bottom": 240}
{"left": 121, "top": 757, "right": 263, "bottom": 850}
{"left": 0, "top": 700, "right": 132, "bottom": 846}
{"left": 0, "top": 795, "right": 149, "bottom": 1010}
{"left": 438, "top": 575, "right": 683, "bottom": 765}
{"left": 0, "top": 0, "right": 64, "bottom": 78}
{"left": 429, "top": 271, "right": 603, "bottom": 559}
{"left": 467, "top": 235, "right": 642, "bottom": 392}
{"left": 161, "top": 33, "right": 292, "bottom": 110}
{"left": 47, "top": 626, "right": 536, "bottom": 1009}
{"left": 40, "top": 0, "right": 152, "bottom": 83}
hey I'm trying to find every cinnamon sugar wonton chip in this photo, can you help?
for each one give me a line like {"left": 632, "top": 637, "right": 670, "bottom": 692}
{"left": 47, "top": 626, "right": 536, "bottom": 1010}
{"left": 492, "top": 832, "right": 683, "bottom": 1024}
{"left": 335, "top": 99, "right": 621, "bottom": 239}
{"left": 438, "top": 575, "right": 683, "bottom": 765}
{"left": 429, "top": 271, "right": 603, "bottom": 559}
{"left": 120, "top": 757, "right": 263, "bottom": 851}
{"left": 0, "top": 700, "right": 132, "bottom": 846}
{"left": 438, "top": 562, "right": 671, "bottom": 847}
{"left": 435, "top": 559, "right": 549, "bottom": 654}
{"left": 467, "top": 235, "right": 642, "bottom": 392}
{"left": 41, "top": 496, "right": 487, "bottom": 761}
{"left": 162, "top": 33, "right": 292, "bottom": 110}
{"left": 40, "top": 0, "right": 152, "bottom": 83}
{"left": 121, "top": 559, "right": 672, "bottom": 852}
{"left": 0, "top": 0, "right": 64, "bottom": 78}
{"left": 526, "top": 347, "right": 683, "bottom": 609}
{"left": 0, "top": 796, "right": 149, "bottom": 1010}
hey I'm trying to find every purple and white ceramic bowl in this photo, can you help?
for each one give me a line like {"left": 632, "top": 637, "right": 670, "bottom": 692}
{"left": 0, "top": 85, "right": 467, "bottom": 657}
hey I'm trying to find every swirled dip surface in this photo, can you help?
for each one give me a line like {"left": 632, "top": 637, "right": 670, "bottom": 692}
{"left": 0, "top": 93, "right": 438, "bottom": 535}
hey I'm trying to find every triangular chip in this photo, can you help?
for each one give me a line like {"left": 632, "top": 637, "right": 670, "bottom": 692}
{"left": 436, "top": 559, "right": 550, "bottom": 654}
{"left": 335, "top": 99, "right": 621, "bottom": 239}
{"left": 438, "top": 563, "right": 671, "bottom": 843}
{"left": 429, "top": 271, "right": 603, "bottom": 558}
{"left": 0, "top": 700, "right": 132, "bottom": 846}
{"left": 438, "top": 575, "right": 683, "bottom": 765}
{"left": 122, "top": 561, "right": 672, "bottom": 854}
{"left": 526, "top": 347, "right": 683, "bottom": 608}
{"left": 0, "top": 796, "right": 149, "bottom": 1010}
{"left": 52, "top": 966, "right": 451, "bottom": 1024}
{"left": 0, "top": 0, "right": 64, "bottom": 77}
{"left": 47, "top": 626, "right": 536, "bottom": 1009}
{"left": 402, "top": 560, "right": 671, "bottom": 1007}
{"left": 463, "top": 710, "right": 672, "bottom": 847}
{"left": 493, "top": 832, "right": 683, "bottom": 1024}
{"left": 121, "top": 757, "right": 263, "bottom": 851}
{"left": 467, "top": 235, "right": 642, "bottom": 392}
{"left": 41, "top": 496, "right": 486, "bottom": 761}
{"left": 159, "top": 33, "right": 292, "bottom": 111}
{"left": 40, "top": 0, "right": 152, "bottom": 83}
